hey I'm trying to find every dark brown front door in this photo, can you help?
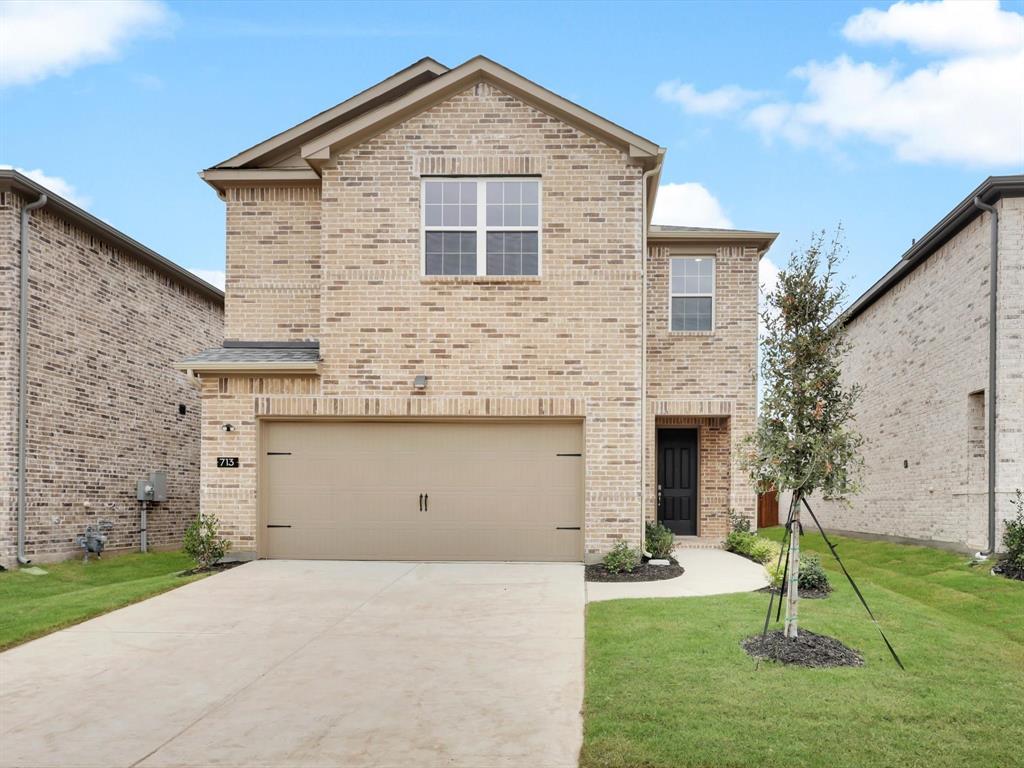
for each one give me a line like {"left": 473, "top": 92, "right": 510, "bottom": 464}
{"left": 658, "top": 429, "right": 698, "bottom": 535}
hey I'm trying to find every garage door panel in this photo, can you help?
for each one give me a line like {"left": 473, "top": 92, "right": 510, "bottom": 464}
{"left": 263, "top": 421, "right": 583, "bottom": 561}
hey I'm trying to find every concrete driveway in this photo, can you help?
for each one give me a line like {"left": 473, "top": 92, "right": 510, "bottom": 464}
{"left": 0, "top": 560, "right": 584, "bottom": 768}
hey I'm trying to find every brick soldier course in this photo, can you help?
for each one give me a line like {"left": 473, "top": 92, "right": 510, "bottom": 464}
{"left": 183, "top": 57, "right": 775, "bottom": 562}
{"left": 0, "top": 170, "right": 224, "bottom": 568}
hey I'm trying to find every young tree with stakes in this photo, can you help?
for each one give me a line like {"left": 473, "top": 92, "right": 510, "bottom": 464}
{"left": 745, "top": 229, "right": 863, "bottom": 639}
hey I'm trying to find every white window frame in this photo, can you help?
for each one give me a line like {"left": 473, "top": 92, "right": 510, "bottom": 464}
{"left": 420, "top": 177, "right": 543, "bottom": 277}
{"left": 669, "top": 256, "right": 716, "bottom": 332}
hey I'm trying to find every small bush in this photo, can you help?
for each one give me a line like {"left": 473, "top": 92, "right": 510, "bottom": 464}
{"left": 182, "top": 514, "right": 231, "bottom": 570}
{"left": 729, "top": 509, "right": 751, "bottom": 533}
{"left": 798, "top": 553, "right": 832, "bottom": 592}
{"left": 645, "top": 521, "right": 675, "bottom": 559}
{"left": 724, "top": 529, "right": 757, "bottom": 556}
{"left": 1003, "top": 489, "right": 1024, "bottom": 568}
{"left": 603, "top": 541, "right": 641, "bottom": 574}
{"left": 749, "top": 537, "right": 782, "bottom": 566}
{"left": 768, "top": 560, "right": 785, "bottom": 589}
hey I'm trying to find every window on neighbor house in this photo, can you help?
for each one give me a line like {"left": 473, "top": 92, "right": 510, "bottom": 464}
{"left": 967, "top": 390, "right": 985, "bottom": 486}
{"left": 670, "top": 256, "right": 715, "bottom": 331}
{"left": 422, "top": 179, "right": 540, "bottom": 276}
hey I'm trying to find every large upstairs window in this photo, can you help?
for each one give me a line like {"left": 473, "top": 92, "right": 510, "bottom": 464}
{"left": 422, "top": 178, "right": 541, "bottom": 276}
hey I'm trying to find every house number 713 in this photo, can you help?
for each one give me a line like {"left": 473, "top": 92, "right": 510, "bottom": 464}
{"left": 216, "top": 457, "right": 239, "bottom": 468}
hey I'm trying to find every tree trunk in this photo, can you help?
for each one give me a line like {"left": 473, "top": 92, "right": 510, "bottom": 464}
{"left": 785, "top": 492, "right": 801, "bottom": 638}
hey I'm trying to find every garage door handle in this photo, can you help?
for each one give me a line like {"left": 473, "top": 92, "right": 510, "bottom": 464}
{"left": 424, "top": 494, "right": 428, "bottom": 512}
{"left": 419, "top": 493, "right": 423, "bottom": 511}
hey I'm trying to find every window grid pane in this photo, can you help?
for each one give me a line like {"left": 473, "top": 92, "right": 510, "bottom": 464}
{"left": 486, "top": 232, "right": 538, "bottom": 275}
{"left": 425, "top": 230, "right": 477, "bottom": 275}
{"left": 670, "top": 258, "right": 714, "bottom": 330}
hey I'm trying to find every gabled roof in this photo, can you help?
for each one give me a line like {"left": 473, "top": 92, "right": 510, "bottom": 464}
{"left": 201, "top": 55, "right": 664, "bottom": 193}
{"left": 841, "top": 174, "right": 1024, "bottom": 324}
{"left": 0, "top": 169, "right": 224, "bottom": 303}
{"left": 209, "top": 57, "right": 448, "bottom": 172}
{"left": 299, "top": 55, "right": 663, "bottom": 170}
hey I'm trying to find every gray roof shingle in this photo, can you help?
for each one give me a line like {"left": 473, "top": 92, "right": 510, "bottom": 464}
{"left": 180, "top": 346, "right": 320, "bottom": 365}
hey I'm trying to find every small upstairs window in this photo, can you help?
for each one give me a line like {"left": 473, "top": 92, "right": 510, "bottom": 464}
{"left": 670, "top": 256, "right": 715, "bottom": 331}
{"left": 423, "top": 178, "right": 541, "bottom": 276}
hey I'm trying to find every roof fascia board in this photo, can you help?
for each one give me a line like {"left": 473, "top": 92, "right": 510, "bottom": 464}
{"left": 648, "top": 229, "right": 778, "bottom": 251}
{"left": 213, "top": 58, "right": 449, "bottom": 170}
{"left": 841, "top": 175, "right": 1024, "bottom": 324}
{"left": 177, "top": 361, "right": 320, "bottom": 374}
{"left": 0, "top": 169, "right": 224, "bottom": 303}
{"left": 200, "top": 168, "right": 321, "bottom": 192}
{"left": 301, "top": 56, "right": 663, "bottom": 164}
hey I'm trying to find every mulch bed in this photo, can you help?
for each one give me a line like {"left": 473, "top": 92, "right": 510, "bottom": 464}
{"left": 742, "top": 629, "right": 864, "bottom": 668}
{"left": 178, "top": 561, "right": 247, "bottom": 578}
{"left": 585, "top": 558, "right": 684, "bottom": 583}
{"left": 757, "top": 585, "right": 832, "bottom": 600}
{"left": 992, "top": 560, "right": 1024, "bottom": 581}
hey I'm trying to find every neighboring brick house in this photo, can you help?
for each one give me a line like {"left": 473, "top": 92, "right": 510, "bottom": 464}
{"left": 0, "top": 170, "right": 224, "bottom": 568}
{"left": 789, "top": 177, "right": 1023, "bottom": 553}
{"left": 181, "top": 56, "right": 775, "bottom": 562}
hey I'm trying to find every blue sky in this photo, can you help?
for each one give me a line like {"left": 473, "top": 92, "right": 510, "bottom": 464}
{"left": 2, "top": 0, "right": 1022, "bottom": 304}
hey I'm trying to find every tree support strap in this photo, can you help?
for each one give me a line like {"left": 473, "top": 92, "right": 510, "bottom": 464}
{"left": 800, "top": 496, "right": 905, "bottom": 670}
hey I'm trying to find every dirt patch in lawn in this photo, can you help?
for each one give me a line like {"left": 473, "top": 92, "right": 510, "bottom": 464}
{"left": 178, "top": 561, "right": 246, "bottom": 578}
{"left": 585, "top": 559, "right": 684, "bottom": 582}
{"left": 742, "top": 629, "right": 864, "bottom": 668}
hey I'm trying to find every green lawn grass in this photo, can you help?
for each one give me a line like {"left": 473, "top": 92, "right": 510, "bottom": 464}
{"left": 0, "top": 551, "right": 207, "bottom": 650}
{"left": 583, "top": 530, "right": 1024, "bottom": 768}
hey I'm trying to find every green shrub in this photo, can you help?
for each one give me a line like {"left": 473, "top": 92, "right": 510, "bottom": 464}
{"left": 749, "top": 537, "right": 782, "bottom": 566}
{"left": 729, "top": 509, "right": 751, "bottom": 533}
{"left": 1003, "top": 489, "right": 1024, "bottom": 568}
{"left": 182, "top": 514, "right": 231, "bottom": 570}
{"left": 603, "top": 541, "right": 640, "bottom": 574}
{"left": 645, "top": 521, "right": 675, "bottom": 559}
{"left": 798, "top": 552, "right": 832, "bottom": 592}
{"left": 724, "top": 529, "right": 757, "bottom": 556}
{"left": 768, "top": 560, "right": 785, "bottom": 589}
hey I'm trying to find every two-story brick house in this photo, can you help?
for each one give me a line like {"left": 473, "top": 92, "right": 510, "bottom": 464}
{"left": 180, "top": 57, "right": 775, "bottom": 562}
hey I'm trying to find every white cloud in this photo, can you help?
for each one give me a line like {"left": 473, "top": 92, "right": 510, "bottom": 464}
{"left": 655, "top": 81, "right": 764, "bottom": 115}
{"left": 661, "top": 1, "right": 1024, "bottom": 167}
{"left": 0, "top": 165, "right": 89, "bottom": 207}
{"left": 843, "top": 0, "right": 1024, "bottom": 53}
{"left": 652, "top": 183, "right": 733, "bottom": 229}
{"left": 749, "top": 47, "right": 1024, "bottom": 165}
{"left": 187, "top": 269, "right": 225, "bottom": 290}
{"left": 0, "top": 0, "right": 172, "bottom": 87}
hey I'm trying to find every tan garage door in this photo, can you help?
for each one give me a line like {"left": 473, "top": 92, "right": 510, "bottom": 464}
{"left": 262, "top": 420, "right": 583, "bottom": 561}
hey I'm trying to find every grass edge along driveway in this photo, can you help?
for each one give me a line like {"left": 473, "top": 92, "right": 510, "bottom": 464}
{"left": 0, "top": 551, "right": 207, "bottom": 650}
{"left": 582, "top": 531, "right": 1023, "bottom": 768}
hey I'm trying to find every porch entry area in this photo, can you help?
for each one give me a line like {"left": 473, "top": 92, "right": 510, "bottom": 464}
{"left": 657, "top": 428, "right": 698, "bottom": 535}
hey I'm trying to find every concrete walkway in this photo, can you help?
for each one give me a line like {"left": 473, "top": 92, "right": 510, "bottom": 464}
{"left": 0, "top": 560, "right": 584, "bottom": 768}
{"left": 586, "top": 547, "right": 768, "bottom": 602}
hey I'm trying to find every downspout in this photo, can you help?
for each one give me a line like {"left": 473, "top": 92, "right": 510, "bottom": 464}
{"left": 17, "top": 192, "right": 48, "bottom": 565}
{"left": 639, "top": 157, "right": 663, "bottom": 552}
{"left": 972, "top": 197, "right": 998, "bottom": 555}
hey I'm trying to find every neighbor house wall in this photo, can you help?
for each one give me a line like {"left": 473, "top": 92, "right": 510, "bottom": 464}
{"left": 0, "top": 190, "right": 224, "bottom": 566}
{"left": 806, "top": 196, "right": 1023, "bottom": 551}
{"left": 201, "top": 80, "right": 647, "bottom": 560}
{"left": 645, "top": 243, "right": 760, "bottom": 538}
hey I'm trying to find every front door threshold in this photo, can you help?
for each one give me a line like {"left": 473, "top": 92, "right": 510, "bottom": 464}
{"left": 673, "top": 535, "right": 724, "bottom": 550}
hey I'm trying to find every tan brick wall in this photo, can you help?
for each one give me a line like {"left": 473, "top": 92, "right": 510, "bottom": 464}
{"left": 224, "top": 185, "right": 320, "bottom": 341}
{"left": 0, "top": 191, "right": 224, "bottom": 566}
{"left": 645, "top": 244, "right": 760, "bottom": 536}
{"left": 201, "top": 79, "right": 762, "bottom": 560}
{"left": 805, "top": 196, "right": 1023, "bottom": 551}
